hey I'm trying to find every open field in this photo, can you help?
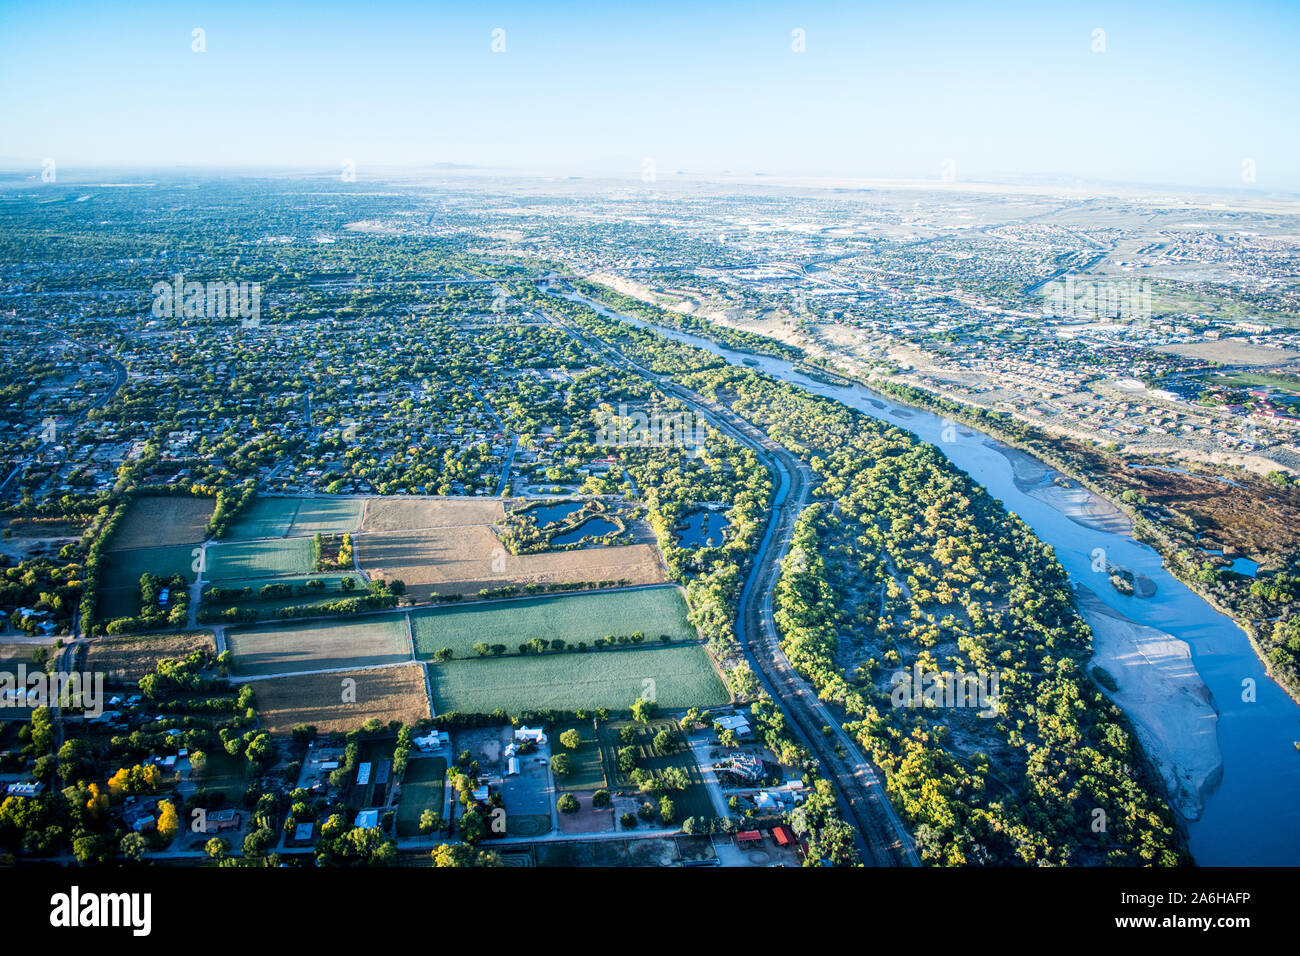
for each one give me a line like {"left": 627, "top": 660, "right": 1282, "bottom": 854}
{"left": 206, "top": 537, "right": 314, "bottom": 582}
{"left": 85, "top": 631, "right": 216, "bottom": 684}
{"left": 109, "top": 497, "right": 214, "bottom": 550}
{"left": 598, "top": 718, "right": 716, "bottom": 821}
{"left": 201, "top": 573, "right": 367, "bottom": 616}
{"left": 359, "top": 496, "right": 505, "bottom": 534}
{"left": 225, "top": 498, "right": 302, "bottom": 540}
{"left": 1155, "top": 339, "right": 1299, "bottom": 366}
{"left": 246, "top": 663, "right": 430, "bottom": 734}
{"left": 427, "top": 644, "right": 728, "bottom": 715}
{"left": 96, "top": 586, "right": 141, "bottom": 621}
{"left": 396, "top": 756, "right": 447, "bottom": 836}
{"left": 99, "top": 544, "right": 198, "bottom": 590}
{"left": 0, "top": 642, "right": 47, "bottom": 668}
{"left": 287, "top": 498, "right": 365, "bottom": 536}
{"left": 355, "top": 497, "right": 665, "bottom": 601}
{"left": 411, "top": 587, "right": 695, "bottom": 660}
{"left": 226, "top": 615, "right": 411, "bottom": 677}
{"left": 197, "top": 749, "right": 251, "bottom": 803}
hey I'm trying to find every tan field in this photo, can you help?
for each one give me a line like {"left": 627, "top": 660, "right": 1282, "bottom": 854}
{"left": 85, "top": 631, "right": 217, "bottom": 684}
{"left": 248, "top": 663, "right": 431, "bottom": 734}
{"left": 360, "top": 496, "right": 506, "bottom": 533}
{"left": 356, "top": 496, "right": 666, "bottom": 601}
{"left": 357, "top": 525, "right": 665, "bottom": 602}
{"left": 110, "top": 496, "right": 215, "bottom": 550}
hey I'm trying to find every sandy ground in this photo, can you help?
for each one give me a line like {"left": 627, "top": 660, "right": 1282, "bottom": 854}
{"left": 1075, "top": 586, "right": 1222, "bottom": 820}
{"left": 991, "top": 444, "right": 1135, "bottom": 535}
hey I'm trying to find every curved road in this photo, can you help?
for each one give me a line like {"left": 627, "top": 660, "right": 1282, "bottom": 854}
{"left": 539, "top": 284, "right": 919, "bottom": 866}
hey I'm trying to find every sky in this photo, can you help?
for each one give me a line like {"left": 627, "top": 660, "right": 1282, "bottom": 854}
{"left": 1, "top": 0, "right": 1298, "bottom": 192}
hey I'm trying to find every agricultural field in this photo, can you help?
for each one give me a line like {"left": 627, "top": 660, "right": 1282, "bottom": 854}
{"left": 200, "top": 573, "right": 367, "bottom": 617}
{"left": 246, "top": 663, "right": 431, "bottom": 734}
{"left": 427, "top": 644, "right": 728, "bottom": 715}
{"left": 98, "top": 544, "right": 198, "bottom": 590}
{"left": 225, "top": 614, "right": 411, "bottom": 677}
{"left": 395, "top": 757, "right": 447, "bottom": 837}
{"left": 355, "top": 497, "right": 665, "bottom": 601}
{"left": 0, "top": 642, "right": 47, "bottom": 669}
{"left": 359, "top": 496, "right": 504, "bottom": 533}
{"left": 225, "top": 497, "right": 303, "bottom": 540}
{"left": 551, "top": 720, "right": 607, "bottom": 791}
{"left": 109, "top": 496, "right": 214, "bottom": 550}
{"left": 411, "top": 586, "right": 695, "bottom": 660}
{"left": 84, "top": 631, "right": 216, "bottom": 684}
{"left": 205, "top": 537, "right": 314, "bottom": 582}
{"left": 95, "top": 587, "right": 144, "bottom": 621}
{"left": 195, "top": 749, "right": 252, "bottom": 803}
{"left": 287, "top": 497, "right": 365, "bottom": 536}
{"left": 597, "top": 718, "right": 716, "bottom": 822}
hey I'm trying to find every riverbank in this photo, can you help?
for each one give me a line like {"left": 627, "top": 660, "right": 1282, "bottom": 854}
{"left": 1074, "top": 586, "right": 1223, "bottom": 820}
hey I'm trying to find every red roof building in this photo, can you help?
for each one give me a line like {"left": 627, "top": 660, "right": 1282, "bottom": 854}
{"left": 771, "top": 825, "right": 796, "bottom": 846}
{"left": 736, "top": 829, "right": 763, "bottom": 844}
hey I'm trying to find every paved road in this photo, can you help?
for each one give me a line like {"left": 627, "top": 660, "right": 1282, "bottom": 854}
{"left": 538, "top": 284, "right": 919, "bottom": 866}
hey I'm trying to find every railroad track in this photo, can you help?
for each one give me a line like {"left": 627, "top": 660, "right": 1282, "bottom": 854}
{"left": 538, "top": 285, "right": 918, "bottom": 866}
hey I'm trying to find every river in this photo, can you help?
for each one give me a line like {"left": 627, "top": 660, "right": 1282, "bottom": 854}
{"left": 560, "top": 288, "right": 1300, "bottom": 866}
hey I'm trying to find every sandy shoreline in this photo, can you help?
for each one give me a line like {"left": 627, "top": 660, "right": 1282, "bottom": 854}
{"left": 1075, "top": 586, "right": 1223, "bottom": 820}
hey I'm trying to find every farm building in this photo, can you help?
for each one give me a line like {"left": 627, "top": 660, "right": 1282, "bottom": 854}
{"left": 415, "top": 730, "right": 451, "bottom": 752}
{"left": 772, "top": 825, "right": 796, "bottom": 847}
{"left": 736, "top": 829, "right": 763, "bottom": 845}
{"left": 514, "top": 726, "right": 547, "bottom": 745}
{"left": 714, "top": 714, "right": 752, "bottom": 738}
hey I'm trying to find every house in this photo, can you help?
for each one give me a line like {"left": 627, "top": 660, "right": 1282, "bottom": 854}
{"left": 122, "top": 802, "right": 157, "bottom": 833}
{"left": 514, "top": 726, "right": 547, "bottom": 746}
{"left": 506, "top": 756, "right": 520, "bottom": 776}
{"left": 414, "top": 730, "right": 451, "bottom": 752}
{"left": 202, "top": 809, "right": 242, "bottom": 833}
{"left": 728, "top": 753, "right": 764, "bottom": 782}
{"left": 714, "top": 714, "right": 752, "bottom": 738}
{"left": 5, "top": 781, "right": 44, "bottom": 798}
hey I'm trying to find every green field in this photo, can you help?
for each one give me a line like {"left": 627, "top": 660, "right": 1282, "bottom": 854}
{"left": 196, "top": 749, "right": 251, "bottom": 803}
{"left": 205, "top": 537, "right": 314, "bottom": 582}
{"left": 427, "top": 644, "right": 728, "bottom": 715}
{"left": 598, "top": 719, "right": 716, "bottom": 822}
{"left": 552, "top": 720, "right": 607, "bottom": 791}
{"left": 225, "top": 498, "right": 302, "bottom": 540}
{"left": 99, "top": 544, "right": 198, "bottom": 590}
{"left": 201, "top": 573, "right": 366, "bottom": 615}
{"left": 226, "top": 614, "right": 411, "bottom": 677}
{"left": 96, "top": 586, "right": 142, "bottom": 620}
{"left": 287, "top": 498, "right": 364, "bottom": 536}
{"left": 411, "top": 587, "right": 695, "bottom": 661}
{"left": 396, "top": 757, "right": 447, "bottom": 837}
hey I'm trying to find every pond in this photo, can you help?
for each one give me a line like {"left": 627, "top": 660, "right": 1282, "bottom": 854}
{"left": 551, "top": 517, "right": 620, "bottom": 546}
{"left": 679, "top": 510, "right": 730, "bottom": 547}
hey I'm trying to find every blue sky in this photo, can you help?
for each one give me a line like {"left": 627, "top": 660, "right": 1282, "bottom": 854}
{"left": 1, "top": 0, "right": 1297, "bottom": 190}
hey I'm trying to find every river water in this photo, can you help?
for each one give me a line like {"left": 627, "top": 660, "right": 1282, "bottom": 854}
{"left": 562, "top": 289, "right": 1300, "bottom": 866}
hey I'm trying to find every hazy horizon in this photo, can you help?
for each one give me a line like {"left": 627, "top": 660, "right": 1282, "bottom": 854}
{"left": 2, "top": 0, "right": 1298, "bottom": 192}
